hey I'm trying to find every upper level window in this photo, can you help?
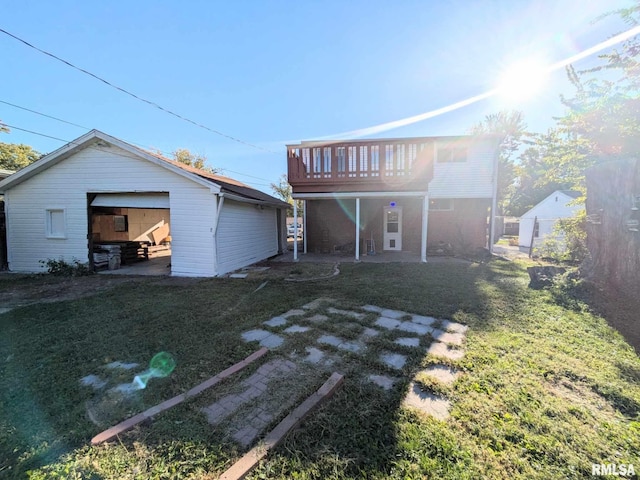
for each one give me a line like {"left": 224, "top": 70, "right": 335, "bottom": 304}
{"left": 46, "top": 208, "right": 66, "bottom": 238}
{"left": 437, "top": 146, "right": 467, "bottom": 163}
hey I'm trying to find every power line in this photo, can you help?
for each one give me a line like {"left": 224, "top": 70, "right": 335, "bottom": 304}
{"left": 0, "top": 27, "right": 278, "bottom": 155}
{"left": 2, "top": 123, "right": 274, "bottom": 189}
{"left": 0, "top": 99, "right": 89, "bottom": 129}
{"left": 1, "top": 99, "right": 275, "bottom": 182}
{"left": 3, "top": 124, "right": 70, "bottom": 143}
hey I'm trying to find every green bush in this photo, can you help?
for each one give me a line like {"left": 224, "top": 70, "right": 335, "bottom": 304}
{"left": 40, "top": 258, "right": 93, "bottom": 276}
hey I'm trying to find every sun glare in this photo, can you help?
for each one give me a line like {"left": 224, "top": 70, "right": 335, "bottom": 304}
{"left": 497, "top": 59, "right": 549, "bottom": 103}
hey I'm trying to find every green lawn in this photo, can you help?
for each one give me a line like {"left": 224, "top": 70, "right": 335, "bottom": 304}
{"left": 1, "top": 260, "right": 638, "bottom": 479}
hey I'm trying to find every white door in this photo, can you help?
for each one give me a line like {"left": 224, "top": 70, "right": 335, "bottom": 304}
{"left": 383, "top": 206, "right": 402, "bottom": 251}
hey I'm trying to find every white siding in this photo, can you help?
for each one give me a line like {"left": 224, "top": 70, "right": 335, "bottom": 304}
{"left": 4, "top": 145, "right": 217, "bottom": 276}
{"left": 428, "top": 139, "right": 496, "bottom": 198}
{"left": 519, "top": 191, "right": 582, "bottom": 248}
{"left": 216, "top": 200, "right": 278, "bottom": 275}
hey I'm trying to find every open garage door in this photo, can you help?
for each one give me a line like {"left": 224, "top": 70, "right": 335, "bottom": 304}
{"left": 91, "top": 193, "right": 170, "bottom": 209}
{"left": 89, "top": 192, "right": 171, "bottom": 274}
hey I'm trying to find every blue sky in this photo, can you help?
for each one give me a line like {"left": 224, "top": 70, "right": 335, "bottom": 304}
{"left": 1, "top": 0, "right": 635, "bottom": 192}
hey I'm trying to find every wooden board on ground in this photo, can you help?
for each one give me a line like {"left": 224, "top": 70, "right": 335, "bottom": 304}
{"left": 90, "top": 347, "right": 269, "bottom": 445}
{"left": 219, "top": 372, "right": 344, "bottom": 480}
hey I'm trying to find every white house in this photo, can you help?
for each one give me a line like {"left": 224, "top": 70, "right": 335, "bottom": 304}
{"left": 519, "top": 190, "right": 581, "bottom": 249}
{"left": 0, "top": 130, "right": 289, "bottom": 277}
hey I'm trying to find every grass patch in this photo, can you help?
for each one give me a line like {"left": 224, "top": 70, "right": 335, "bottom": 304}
{"left": 1, "top": 260, "right": 639, "bottom": 479}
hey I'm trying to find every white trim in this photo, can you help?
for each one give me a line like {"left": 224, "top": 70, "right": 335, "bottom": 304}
{"left": 421, "top": 194, "right": 429, "bottom": 262}
{"left": 45, "top": 208, "right": 67, "bottom": 239}
{"left": 293, "top": 201, "right": 298, "bottom": 261}
{"left": 0, "top": 130, "right": 220, "bottom": 193}
{"left": 292, "top": 191, "right": 427, "bottom": 200}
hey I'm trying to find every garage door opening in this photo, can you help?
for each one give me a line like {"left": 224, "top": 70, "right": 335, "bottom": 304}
{"left": 88, "top": 193, "right": 172, "bottom": 275}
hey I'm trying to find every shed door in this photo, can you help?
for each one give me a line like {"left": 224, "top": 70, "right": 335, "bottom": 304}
{"left": 383, "top": 206, "right": 402, "bottom": 251}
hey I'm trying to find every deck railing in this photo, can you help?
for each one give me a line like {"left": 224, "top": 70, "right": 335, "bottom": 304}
{"left": 287, "top": 139, "right": 434, "bottom": 189}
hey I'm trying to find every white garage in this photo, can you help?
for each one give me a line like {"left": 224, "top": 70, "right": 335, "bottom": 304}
{"left": 0, "top": 130, "right": 288, "bottom": 277}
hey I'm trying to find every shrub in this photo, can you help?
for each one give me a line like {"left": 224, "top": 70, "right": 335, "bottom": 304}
{"left": 40, "top": 258, "right": 93, "bottom": 276}
{"left": 508, "top": 236, "right": 519, "bottom": 246}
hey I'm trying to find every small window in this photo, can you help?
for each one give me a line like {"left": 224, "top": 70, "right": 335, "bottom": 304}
{"left": 533, "top": 221, "right": 540, "bottom": 238}
{"left": 429, "top": 199, "right": 454, "bottom": 211}
{"left": 437, "top": 146, "right": 467, "bottom": 163}
{"left": 114, "top": 215, "right": 128, "bottom": 232}
{"left": 46, "top": 209, "right": 66, "bottom": 238}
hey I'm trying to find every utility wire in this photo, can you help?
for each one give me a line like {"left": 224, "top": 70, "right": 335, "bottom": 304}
{"left": 0, "top": 99, "right": 89, "bottom": 129}
{"left": 1, "top": 99, "right": 275, "bottom": 183}
{"left": 0, "top": 27, "right": 278, "bottom": 155}
{"left": 2, "top": 123, "right": 274, "bottom": 188}
{"left": 3, "top": 124, "right": 70, "bottom": 143}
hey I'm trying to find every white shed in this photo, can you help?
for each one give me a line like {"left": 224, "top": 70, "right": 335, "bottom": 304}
{"left": 0, "top": 130, "right": 289, "bottom": 277}
{"left": 519, "top": 190, "right": 581, "bottom": 249}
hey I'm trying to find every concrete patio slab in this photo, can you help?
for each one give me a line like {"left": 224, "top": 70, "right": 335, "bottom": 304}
{"left": 260, "top": 334, "right": 284, "bottom": 349}
{"left": 395, "top": 337, "right": 420, "bottom": 347}
{"left": 327, "top": 307, "right": 366, "bottom": 320}
{"left": 264, "top": 316, "right": 287, "bottom": 327}
{"left": 420, "top": 365, "right": 460, "bottom": 385}
{"left": 403, "top": 382, "right": 451, "bottom": 420}
{"left": 380, "top": 309, "right": 407, "bottom": 319}
{"left": 362, "top": 305, "right": 383, "bottom": 313}
{"left": 427, "top": 341, "right": 465, "bottom": 360}
{"left": 380, "top": 352, "right": 407, "bottom": 370}
{"left": 411, "top": 315, "right": 438, "bottom": 327}
{"left": 397, "top": 321, "right": 432, "bottom": 335}
{"left": 242, "top": 329, "right": 272, "bottom": 342}
{"left": 283, "top": 325, "right": 311, "bottom": 334}
{"left": 375, "top": 316, "right": 401, "bottom": 330}
{"left": 440, "top": 320, "right": 469, "bottom": 334}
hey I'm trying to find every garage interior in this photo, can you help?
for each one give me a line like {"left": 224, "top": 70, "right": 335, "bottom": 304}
{"left": 88, "top": 193, "right": 172, "bottom": 275}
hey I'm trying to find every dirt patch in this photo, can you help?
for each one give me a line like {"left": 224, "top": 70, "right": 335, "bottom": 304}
{"left": 0, "top": 273, "right": 197, "bottom": 309}
{"left": 547, "top": 377, "right": 617, "bottom": 420}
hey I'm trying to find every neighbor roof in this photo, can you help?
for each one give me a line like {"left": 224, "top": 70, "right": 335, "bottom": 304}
{"left": 0, "top": 130, "right": 288, "bottom": 207}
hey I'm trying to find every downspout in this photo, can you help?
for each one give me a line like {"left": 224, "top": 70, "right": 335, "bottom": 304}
{"left": 213, "top": 194, "right": 225, "bottom": 275}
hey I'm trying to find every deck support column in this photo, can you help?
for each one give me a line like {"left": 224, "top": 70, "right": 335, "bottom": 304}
{"left": 355, "top": 197, "right": 360, "bottom": 262}
{"left": 421, "top": 193, "right": 429, "bottom": 263}
{"left": 293, "top": 200, "right": 299, "bottom": 262}
{"left": 303, "top": 200, "right": 307, "bottom": 254}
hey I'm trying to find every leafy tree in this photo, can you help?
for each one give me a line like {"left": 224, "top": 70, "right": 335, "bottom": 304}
{"left": 271, "top": 173, "right": 302, "bottom": 215}
{"left": 0, "top": 123, "right": 43, "bottom": 171}
{"left": 469, "top": 110, "right": 527, "bottom": 214}
{"left": 0, "top": 143, "right": 42, "bottom": 171}
{"left": 172, "top": 148, "right": 219, "bottom": 173}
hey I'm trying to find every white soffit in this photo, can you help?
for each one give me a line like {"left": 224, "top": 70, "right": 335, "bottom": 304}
{"left": 91, "top": 193, "right": 170, "bottom": 209}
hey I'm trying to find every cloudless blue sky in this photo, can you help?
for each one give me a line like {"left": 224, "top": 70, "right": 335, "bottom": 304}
{"left": 1, "top": 0, "right": 635, "bottom": 192}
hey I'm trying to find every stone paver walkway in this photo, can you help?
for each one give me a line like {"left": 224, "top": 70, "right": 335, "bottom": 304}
{"left": 230, "top": 299, "right": 469, "bottom": 445}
